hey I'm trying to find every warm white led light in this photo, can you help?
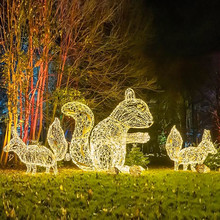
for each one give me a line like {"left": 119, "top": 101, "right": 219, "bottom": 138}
{"left": 126, "top": 132, "right": 150, "bottom": 144}
{"left": 4, "top": 88, "right": 153, "bottom": 173}
{"left": 166, "top": 126, "right": 217, "bottom": 171}
{"left": 4, "top": 118, "right": 68, "bottom": 174}
{"left": 47, "top": 117, "right": 68, "bottom": 161}
{"left": 62, "top": 88, "right": 154, "bottom": 171}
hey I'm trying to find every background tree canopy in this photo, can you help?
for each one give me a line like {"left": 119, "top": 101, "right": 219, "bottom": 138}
{"left": 1, "top": 0, "right": 220, "bottom": 167}
{"left": 0, "top": 0, "right": 156, "bottom": 165}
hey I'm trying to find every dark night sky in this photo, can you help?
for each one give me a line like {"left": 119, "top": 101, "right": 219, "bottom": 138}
{"left": 147, "top": 0, "right": 220, "bottom": 57}
{"left": 143, "top": 0, "right": 220, "bottom": 91}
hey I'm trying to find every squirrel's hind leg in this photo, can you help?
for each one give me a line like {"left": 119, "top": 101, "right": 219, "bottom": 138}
{"left": 32, "top": 165, "right": 37, "bottom": 174}
{"left": 26, "top": 164, "right": 31, "bottom": 173}
{"left": 53, "top": 163, "right": 58, "bottom": 175}
{"left": 45, "top": 167, "right": 50, "bottom": 173}
{"left": 183, "top": 164, "right": 188, "bottom": 171}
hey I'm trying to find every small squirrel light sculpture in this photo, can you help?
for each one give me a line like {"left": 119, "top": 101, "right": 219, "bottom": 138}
{"left": 4, "top": 118, "right": 68, "bottom": 174}
{"left": 165, "top": 125, "right": 217, "bottom": 171}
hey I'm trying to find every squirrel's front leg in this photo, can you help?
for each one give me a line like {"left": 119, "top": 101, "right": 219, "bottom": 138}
{"left": 126, "top": 132, "right": 150, "bottom": 144}
{"left": 174, "top": 161, "right": 179, "bottom": 171}
{"left": 190, "top": 164, "right": 196, "bottom": 172}
{"left": 32, "top": 165, "right": 37, "bottom": 174}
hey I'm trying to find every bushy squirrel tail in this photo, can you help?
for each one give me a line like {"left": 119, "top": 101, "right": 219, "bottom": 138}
{"left": 47, "top": 118, "right": 68, "bottom": 161}
{"left": 165, "top": 125, "right": 183, "bottom": 161}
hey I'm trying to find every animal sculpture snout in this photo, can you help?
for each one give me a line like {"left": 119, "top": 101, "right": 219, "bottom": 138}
{"left": 146, "top": 118, "right": 153, "bottom": 127}
{"left": 3, "top": 145, "right": 9, "bottom": 152}
{"left": 212, "top": 148, "right": 218, "bottom": 154}
{"left": 148, "top": 121, "right": 153, "bottom": 127}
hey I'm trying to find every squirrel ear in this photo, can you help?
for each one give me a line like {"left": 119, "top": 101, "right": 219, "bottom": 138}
{"left": 125, "top": 88, "right": 135, "bottom": 101}
{"left": 54, "top": 117, "right": 60, "bottom": 124}
{"left": 11, "top": 127, "right": 18, "bottom": 137}
{"left": 202, "top": 129, "right": 211, "bottom": 141}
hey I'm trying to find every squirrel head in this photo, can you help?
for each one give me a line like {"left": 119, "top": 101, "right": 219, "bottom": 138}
{"left": 110, "top": 88, "right": 153, "bottom": 128}
{"left": 4, "top": 128, "right": 22, "bottom": 153}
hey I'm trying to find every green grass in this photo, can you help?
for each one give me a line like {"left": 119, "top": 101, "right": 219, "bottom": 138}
{"left": 0, "top": 168, "right": 219, "bottom": 219}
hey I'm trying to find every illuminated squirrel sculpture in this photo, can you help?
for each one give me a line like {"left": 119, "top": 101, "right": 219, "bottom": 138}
{"left": 165, "top": 125, "right": 217, "bottom": 171}
{"left": 61, "top": 88, "right": 154, "bottom": 171}
{"left": 4, "top": 118, "right": 68, "bottom": 174}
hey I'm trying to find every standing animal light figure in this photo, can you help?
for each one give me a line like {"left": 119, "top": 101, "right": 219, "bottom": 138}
{"left": 4, "top": 118, "right": 68, "bottom": 174}
{"left": 165, "top": 125, "right": 217, "bottom": 171}
{"left": 61, "top": 88, "right": 154, "bottom": 171}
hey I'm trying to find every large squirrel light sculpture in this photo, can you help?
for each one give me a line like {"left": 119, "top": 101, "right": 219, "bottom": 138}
{"left": 4, "top": 118, "right": 68, "bottom": 174}
{"left": 61, "top": 88, "right": 154, "bottom": 171}
{"left": 165, "top": 125, "right": 217, "bottom": 171}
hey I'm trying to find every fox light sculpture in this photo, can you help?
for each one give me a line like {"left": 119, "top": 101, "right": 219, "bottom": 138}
{"left": 165, "top": 125, "right": 217, "bottom": 171}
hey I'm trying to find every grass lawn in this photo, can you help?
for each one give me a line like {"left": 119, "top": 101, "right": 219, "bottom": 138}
{"left": 0, "top": 168, "right": 219, "bottom": 219}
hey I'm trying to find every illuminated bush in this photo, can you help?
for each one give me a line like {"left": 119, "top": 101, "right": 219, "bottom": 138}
{"left": 158, "top": 131, "right": 167, "bottom": 153}
{"left": 204, "top": 144, "right": 220, "bottom": 170}
{"left": 125, "top": 145, "right": 150, "bottom": 168}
